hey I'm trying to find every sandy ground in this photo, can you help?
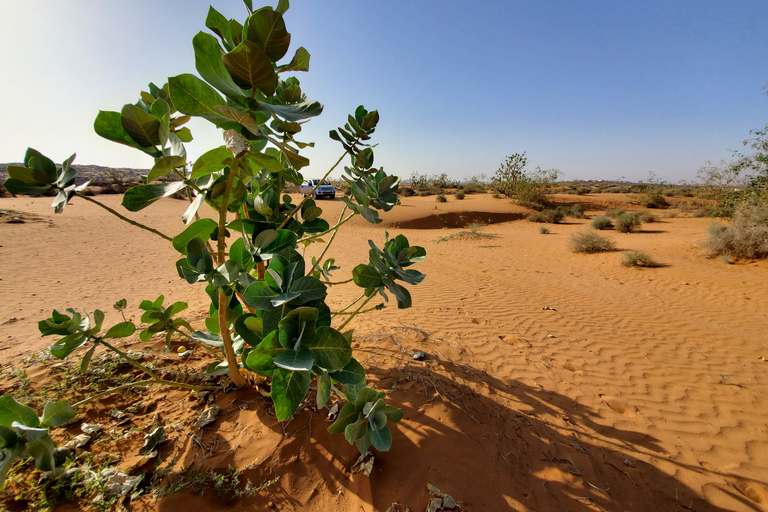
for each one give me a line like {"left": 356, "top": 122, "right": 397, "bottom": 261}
{"left": 1, "top": 192, "right": 767, "bottom": 511}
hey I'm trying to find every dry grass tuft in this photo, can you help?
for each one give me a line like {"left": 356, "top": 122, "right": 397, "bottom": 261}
{"left": 568, "top": 231, "right": 616, "bottom": 253}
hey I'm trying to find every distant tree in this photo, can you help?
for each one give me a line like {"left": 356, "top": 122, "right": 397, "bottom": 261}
{"left": 492, "top": 152, "right": 560, "bottom": 208}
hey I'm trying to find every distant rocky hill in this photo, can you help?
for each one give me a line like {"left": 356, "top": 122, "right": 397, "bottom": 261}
{"left": 0, "top": 163, "right": 148, "bottom": 185}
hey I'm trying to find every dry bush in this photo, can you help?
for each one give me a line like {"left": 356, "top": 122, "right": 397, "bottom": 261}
{"left": 591, "top": 215, "right": 613, "bottom": 230}
{"left": 538, "top": 226, "right": 550, "bottom": 234}
{"left": 636, "top": 212, "right": 656, "bottom": 223}
{"left": 568, "top": 231, "right": 616, "bottom": 253}
{"left": 435, "top": 194, "right": 447, "bottom": 203}
{"left": 400, "top": 187, "right": 416, "bottom": 197}
{"left": 621, "top": 250, "right": 658, "bottom": 267}
{"left": 454, "top": 190, "right": 465, "bottom": 200}
{"left": 527, "top": 209, "right": 564, "bottom": 223}
{"left": 705, "top": 205, "right": 768, "bottom": 259}
{"left": 614, "top": 213, "right": 642, "bottom": 233}
{"left": 605, "top": 209, "right": 625, "bottom": 218}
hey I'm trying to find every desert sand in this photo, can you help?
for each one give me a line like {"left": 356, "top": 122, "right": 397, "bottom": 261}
{"left": 1, "top": 192, "right": 767, "bottom": 511}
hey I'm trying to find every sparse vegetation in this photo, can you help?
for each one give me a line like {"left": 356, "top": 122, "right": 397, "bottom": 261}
{"left": 436, "top": 193, "right": 447, "bottom": 203}
{"left": 527, "top": 209, "right": 564, "bottom": 223}
{"left": 605, "top": 209, "right": 626, "bottom": 219}
{"left": 614, "top": 213, "right": 642, "bottom": 233}
{"left": 704, "top": 204, "right": 768, "bottom": 259}
{"left": 568, "top": 231, "right": 616, "bottom": 253}
{"left": 621, "top": 250, "right": 658, "bottom": 267}
{"left": 591, "top": 215, "right": 613, "bottom": 230}
{"left": 538, "top": 226, "right": 550, "bottom": 234}
{"left": 492, "top": 152, "right": 560, "bottom": 208}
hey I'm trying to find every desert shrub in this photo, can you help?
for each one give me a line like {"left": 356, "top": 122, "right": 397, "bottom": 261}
{"left": 704, "top": 204, "right": 768, "bottom": 259}
{"left": 436, "top": 194, "right": 447, "bottom": 203}
{"left": 527, "top": 209, "right": 563, "bottom": 223}
{"left": 492, "top": 192, "right": 502, "bottom": 199}
{"left": 666, "top": 211, "right": 679, "bottom": 218}
{"left": 691, "top": 205, "right": 716, "bottom": 218}
{"left": 614, "top": 213, "right": 642, "bottom": 233}
{"left": 400, "top": 187, "right": 416, "bottom": 197}
{"left": 636, "top": 212, "right": 656, "bottom": 223}
{"left": 576, "top": 186, "right": 591, "bottom": 195}
{"left": 568, "top": 231, "right": 616, "bottom": 253}
{"left": 605, "top": 209, "right": 625, "bottom": 218}
{"left": 621, "top": 250, "right": 658, "bottom": 267}
{"left": 591, "top": 215, "right": 613, "bottom": 230}
{"left": 454, "top": 190, "right": 465, "bottom": 200}
{"left": 638, "top": 192, "right": 669, "bottom": 208}
{"left": 569, "top": 204, "right": 586, "bottom": 218}
{"left": 492, "top": 152, "right": 560, "bottom": 208}
{"left": 539, "top": 226, "right": 550, "bottom": 234}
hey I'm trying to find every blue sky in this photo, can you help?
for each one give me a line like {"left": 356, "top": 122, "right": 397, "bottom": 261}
{"left": 0, "top": 0, "right": 766, "bottom": 183}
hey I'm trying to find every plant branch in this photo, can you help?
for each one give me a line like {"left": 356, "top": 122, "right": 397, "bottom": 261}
{"left": 75, "top": 193, "right": 172, "bottom": 241}
{"left": 337, "top": 290, "right": 378, "bottom": 331}
{"left": 216, "top": 163, "right": 248, "bottom": 388}
{"left": 308, "top": 205, "right": 348, "bottom": 275}
{"left": 72, "top": 379, "right": 155, "bottom": 408}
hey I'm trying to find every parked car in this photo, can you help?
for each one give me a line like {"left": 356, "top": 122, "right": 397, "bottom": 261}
{"left": 300, "top": 179, "right": 336, "bottom": 199}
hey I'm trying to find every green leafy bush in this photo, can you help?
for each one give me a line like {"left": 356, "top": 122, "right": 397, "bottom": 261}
{"left": 492, "top": 153, "right": 560, "bottom": 208}
{"left": 614, "top": 213, "right": 642, "bottom": 233}
{"left": 436, "top": 194, "right": 447, "bottom": 203}
{"left": 568, "top": 231, "right": 616, "bottom": 253}
{"left": 591, "top": 215, "right": 613, "bottom": 230}
{"left": 3, "top": 1, "right": 426, "bottom": 455}
{"left": 621, "top": 251, "right": 658, "bottom": 267}
{"left": 538, "top": 226, "right": 550, "bottom": 234}
{"left": 453, "top": 190, "right": 465, "bottom": 200}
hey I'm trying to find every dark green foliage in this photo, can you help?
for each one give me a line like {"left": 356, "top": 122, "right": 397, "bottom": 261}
{"left": 454, "top": 190, "right": 465, "bottom": 200}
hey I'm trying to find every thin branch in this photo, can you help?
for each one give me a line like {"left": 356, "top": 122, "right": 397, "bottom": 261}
{"left": 75, "top": 193, "right": 172, "bottom": 241}
{"left": 308, "top": 205, "right": 348, "bottom": 276}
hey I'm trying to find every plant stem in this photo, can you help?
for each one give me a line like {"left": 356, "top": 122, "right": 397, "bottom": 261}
{"left": 334, "top": 293, "right": 366, "bottom": 316}
{"left": 301, "top": 212, "right": 356, "bottom": 243}
{"left": 97, "top": 339, "right": 210, "bottom": 391}
{"left": 72, "top": 379, "right": 155, "bottom": 408}
{"left": 337, "top": 291, "right": 378, "bottom": 331}
{"left": 308, "top": 206, "right": 348, "bottom": 276}
{"left": 216, "top": 163, "right": 247, "bottom": 388}
{"left": 325, "top": 278, "right": 354, "bottom": 286}
{"left": 75, "top": 193, "right": 173, "bottom": 241}
{"left": 332, "top": 304, "right": 382, "bottom": 315}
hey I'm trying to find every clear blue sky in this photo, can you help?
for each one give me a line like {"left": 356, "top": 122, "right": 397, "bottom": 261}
{"left": 1, "top": 0, "right": 766, "bottom": 183}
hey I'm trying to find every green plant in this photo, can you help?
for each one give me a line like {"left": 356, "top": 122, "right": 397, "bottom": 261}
{"left": 568, "top": 231, "right": 616, "bottom": 253}
{"left": 614, "top": 213, "right": 642, "bottom": 233}
{"left": 328, "top": 386, "right": 402, "bottom": 452}
{"left": 620, "top": 251, "right": 658, "bottom": 267}
{"left": 453, "top": 190, "right": 465, "bottom": 200}
{"left": 591, "top": 215, "right": 613, "bottom": 230}
{"left": 3, "top": 1, "right": 425, "bottom": 454}
{"left": 492, "top": 153, "right": 560, "bottom": 208}
{"left": 435, "top": 194, "right": 447, "bottom": 203}
{"left": 538, "top": 226, "right": 550, "bottom": 234}
{"left": 636, "top": 212, "right": 656, "bottom": 223}
{"left": 605, "top": 209, "right": 625, "bottom": 219}
{"left": 0, "top": 396, "right": 76, "bottom": 487}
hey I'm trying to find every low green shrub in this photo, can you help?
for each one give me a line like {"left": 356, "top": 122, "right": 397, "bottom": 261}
{"left": 436, "top": 194, "right": 447, "bottom": 203}
{"left": 591, "top": 215, "right": 613, "bottom": 230}
{"left": 605, "top": 209, "right": 625, "bottom": 218}
{"left": 454, "top": 190, "right": 465, "bottom": 200}
{"left": 568, "top": 231, "right": 616, "bottom": 253}
{"left": 614, "top": 213, "right": 642, "bottom": 233}
{"left": 621, "top": 250, "right": 658, "bottom": 267}
{"left": 400, "top": 187, "right": 416, "bottom": 197}
{"left": 539, "top": 226, "right": 550, "bottom": 234}
{"left": 636, "top": 212, "right": 656, "bottom": 223}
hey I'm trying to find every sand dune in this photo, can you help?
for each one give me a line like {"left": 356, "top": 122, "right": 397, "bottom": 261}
{"left": 1, "top": 192, "right": 767, "bottom": 511}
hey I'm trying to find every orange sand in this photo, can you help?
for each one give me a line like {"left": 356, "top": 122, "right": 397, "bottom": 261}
{"left": 1, "top": 192, "right": 767, "bottom": 511}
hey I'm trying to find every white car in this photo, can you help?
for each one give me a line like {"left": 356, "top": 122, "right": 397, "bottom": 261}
{"left": 300, "top": 179, "right": 336, "bottom": 199}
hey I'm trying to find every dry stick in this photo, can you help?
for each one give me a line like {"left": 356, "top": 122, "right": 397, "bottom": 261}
{"left": 307, "top": 205, "right": 349, "bottom": 276}
{"left": 216, "top": 164, "right": 247, "bottom": 389}
{"left": 75, "top": 193, "right": 172, "bottom": 241}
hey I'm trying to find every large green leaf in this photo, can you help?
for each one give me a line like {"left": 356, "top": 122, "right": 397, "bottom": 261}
{"left": 193, "top": 32, "right": 247, "bottom": 100}
{"left": 122, "top": 182, "right": 187, "bottom": 212}
{"left": 222, "top": 40, "right": 276, "bottom": 95}
{"left": 248, "top": 151, "right": 285, "bottom": 172}
{"left": 289, "top": 276, "right": 327, "bottom": 305}
{"left": 120, "top": 104, "right": 160, "bottom": 148}
{"left": 187, "top": 237, "right": 214, "bottom": 274}
{"left": 316, "top": 374, "right": 331, "bottom": 409}
{"left": 234, "top": 313, "right": 263, "bottom": 346}
{"left": 172, "top": 218, "right": 218, "bottom": 254}
{"left": 168, "top": 74, "right": 237, "bottom": 129}
{"left": 94, "top": 111, "right": 161, "bottom": 157}
{"left": 0, "top": 396, "right": 38, "bottom": 429}
{"left": 246, "top": 8, "right": 291, "bottom": 62}
{"left": 215, "top": 105, "right": 264, "bottom": 134}
{"left": 23, "top": 148, "right": 57, "bottom": 179}
{"left": 147, "top": 155, "right": 186, "bottom": 183}
{"left": 245, "top": 331, "right": 283, "bottom": 373}
{"left": 271, "top": 367, "right": 311, "bottom": 421}
{"left": 251, "top": 100, "right": 323, "bottom": 122}
{"left": 369, "top": 425, "right": 392, "bottom": 451}
{"left": 327, "top": 403, "right": 359, "bottom": 434}
{"left": 306, "top": 326, "right": 351, "bottom": 372}
{"left": 39, "top": 401, "right": 76, "bottom": 428}
{"left": 205, "top": 6, "right": 234, "bottom": 50}
{"left": 6, "top": 165, "right": 55, "bottom": 185}
{"left": 49, "top": 332, "right": 87, "bottom": 359}
{"left": 277, "top": 46, "right": 310, "bottom": 73}
{"left": 103, "top": 321, "right": 136, "bottom": 339}
{"left": 242, "top": 281, "right": 280, "bottom": 311}
{"left": 352, "top": 264, "right": 382, "bottom": 289}
{"left": 25, "top": 433, "right": 56, "bottom": 471}
{"left": 2, "top": 178, "right": 52, "bottom": 196}
{"left": 191, "top": 146, "right": 232, "bottom": 179}
{"left": 329, "top": 358, "right": 366, "bottom": 390}
{"left": 273, "top": 345, "right": 313, "bottom": 371}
